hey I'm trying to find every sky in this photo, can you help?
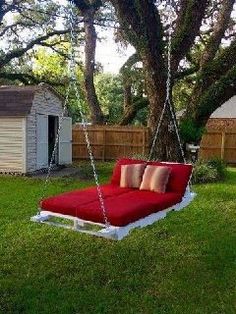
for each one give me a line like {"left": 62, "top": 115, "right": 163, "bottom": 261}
{"left": 96, "top": 31, "right": 135, "bottom": 74}
{"left": 3, "top": 0, "right": 134, "bottom": 74}
{"left": 56, "top": 0, "right": 135, "bottom": 74}
{"left": 4, "top": 0, "right": 236, "bottom": 74}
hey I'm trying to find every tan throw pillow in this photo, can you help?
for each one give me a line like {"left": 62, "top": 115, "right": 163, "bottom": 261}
{"left": 140, "top": 165, "right": 171, "bottom": 193}
{"left": 120, "top": 164, "right": 146, "bottom": 188}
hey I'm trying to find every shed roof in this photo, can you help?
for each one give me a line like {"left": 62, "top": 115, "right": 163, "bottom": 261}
{"left": 0, "top": 84, "right": 64, "bottom": 116}
{"left": 176, "top": 96, "right": 236, "bottom": 120}
{"left": 210, "top": 96, "right": 236, "bottom": 118}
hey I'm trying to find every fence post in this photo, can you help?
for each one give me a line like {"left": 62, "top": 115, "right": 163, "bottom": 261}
{"left": 221, "top": 131, "right": 226, "bottom": 160}
{"left": 142, "top": 129, "right": 146, "bottom": 155}
{"left": 102, "top": 128, "right": 106, "bottom": 161}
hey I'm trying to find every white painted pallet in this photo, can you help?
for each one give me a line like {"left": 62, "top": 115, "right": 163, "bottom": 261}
{"left": 31, "top": 191, "right": 196, "bottom": 240}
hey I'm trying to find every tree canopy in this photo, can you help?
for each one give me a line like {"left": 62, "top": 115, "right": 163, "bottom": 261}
{"left": 0, "top": 0, "right": 235, "bottom": 160}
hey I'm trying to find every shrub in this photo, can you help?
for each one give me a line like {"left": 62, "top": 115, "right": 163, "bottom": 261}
{"left": 179, "top": 119, "right": 205, "bottom": 143}
{"left": 207, "top": 158, "right": 227, "bottom": 180}
{"left": 192, "top": 158, "right": 227, "bottom": 184}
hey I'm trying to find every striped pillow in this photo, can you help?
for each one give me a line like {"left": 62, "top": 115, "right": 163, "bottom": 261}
{"left": 140, "top": 165, "right": 171, "bottom": 193}
{"left": 120, "top": 164, "right": 146, "bottom": 188}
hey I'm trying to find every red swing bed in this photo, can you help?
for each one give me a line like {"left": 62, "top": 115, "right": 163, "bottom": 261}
{"left": 32, "top": 158, "right": 195, "bottom": 240}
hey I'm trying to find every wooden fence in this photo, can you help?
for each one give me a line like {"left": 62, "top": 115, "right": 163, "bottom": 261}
{"left": 73, "top": 126, "right": 236, "bottom": 164}
{"left": 72, "top": 125, "right": 150, "bottom": 161}
{"left": 199, "top": 131, "right": 236, "bottom": 164}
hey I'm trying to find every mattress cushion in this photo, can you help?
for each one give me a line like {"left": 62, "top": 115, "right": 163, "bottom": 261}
{"left": 41, "top": 189, "right": 182, "bottom": 227}
{"left": 40, "top": 184, "right": 132, "bottom": 216}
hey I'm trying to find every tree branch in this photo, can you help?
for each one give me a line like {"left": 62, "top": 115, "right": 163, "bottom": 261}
{"left": 195, "top": 65, "right": 236, "bottom": 126}
{"left": 72, "top": 0, "right": 90, "bottom": 12}
{"left": 119, "top": 97, "right": 148, "bottom": 125}
{"left": 110, "top": 0, "right": 164, "bottom": 68}
{"left": 0, "top": 29, "right": 70, "bottom": 68}
{"left": 200, "top": 38, "right": 236, "bottom": 85}
{"left": 172, "top": 0, "right": 210, "bottom": 71}
{"left": 174, "top": 66, "right": 199, "bottom": 80}
{"left": 200, "top": 0, "right": 235, "bottom": 68}
{"left": 119, "top": 53, "right": 140, "bottom": 115}
{"left": 0, "top": 21, "right": 34, "bottom": 37}
{"left": 0, "top": 71, "right": 63, "bottom": 86}
{"left": 120, "top": 53, "right": 139, "bottom": 77}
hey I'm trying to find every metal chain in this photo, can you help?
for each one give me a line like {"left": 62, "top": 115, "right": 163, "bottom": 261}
{"left": 67, "top": 3, "right": 110, "bottom": 227}
{"left": 38, "top": 81, "right": 71, "bottom": 214}
{"left": 38, "top": 1, "right": 110, "bottom": 228}
{"left": 149, "top": 1, "right": 186, "bottom": 163}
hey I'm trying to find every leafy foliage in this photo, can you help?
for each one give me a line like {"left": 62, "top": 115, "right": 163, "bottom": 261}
{"left": 173, "top": 77, "right": 194, "bottom": 111}
{"left": 179, "top": 118, "right": 205, "bottom": 143}
{"left": 33, "top": 47, "right": 87, "bottom": 123}
{"left": 192, "top": 158, "right": 227, "bottom": 184}
{"left": 33, "top": 47, "right": 68, "bottom": 83}
{"left": 95, "top": 73, "right": 123, "bottom": 123}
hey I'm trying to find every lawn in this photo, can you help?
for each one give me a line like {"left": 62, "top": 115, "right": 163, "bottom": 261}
{"left": 0, "top": 164, "right": 236, "bottom": 314}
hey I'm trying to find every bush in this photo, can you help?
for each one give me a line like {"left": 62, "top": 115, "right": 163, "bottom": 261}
{"left": 207, "top": 158, "right": 227, "bottom": 180}
{"left": 179, "top": 119, "right": 205, "bottom": 143}
{"left": 192, "top": 158, "right": 227, "bottom": 184}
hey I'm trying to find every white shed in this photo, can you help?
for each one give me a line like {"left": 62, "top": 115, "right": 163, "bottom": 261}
{"left": 0, "top": 84, "right": 72, "bottom": 174}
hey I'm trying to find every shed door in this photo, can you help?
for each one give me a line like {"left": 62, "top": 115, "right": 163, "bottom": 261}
{"left": 37, "top": 114, "right": 48, "bottom": 169}
{"left": 59, "top": 117, "right": 72, "bottom": 165}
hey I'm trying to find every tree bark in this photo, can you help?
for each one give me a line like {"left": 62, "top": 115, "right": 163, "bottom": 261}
{"left": 119, "top": 53, "right": 138, "bottom": 124}
{"left": 110, "top": 0, "right": 187, "bottom": 161}
{"left": 172, "top": 0, "right": 210, "bottom": 71}
{"left": 200, "top": 0, "right": 235, "bottom": 68}
{"left": 73, "top": 0, "right": 104, "bottom": 124}
{"left": 119, "top": 97, "right": 148, "bottom": 126}
{"left": 84, "top": 7, "right": 104, "bottom": 124}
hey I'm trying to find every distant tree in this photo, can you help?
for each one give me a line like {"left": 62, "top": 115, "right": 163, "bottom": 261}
{"left": 73, "top": 0, "right": 106, "bottom": 124}
{"left": 118, "top": 53, "right": 148, "bottom": 125}
{"left": 0, "top": 0, "right": 83, "bottom": 85}
{"left": 33, "top": 46, "right": 87, "bottom": 123}
{"left": 95, "top": 73, "right": 123, "bottom": 123}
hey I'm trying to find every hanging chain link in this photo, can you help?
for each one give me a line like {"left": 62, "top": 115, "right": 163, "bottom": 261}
{"left": 38, "top": 86, "right": 71, "bottom": 211}
{"left": 148, "top": 1, "right": 186, "bottom": 163}
{"left": 38, "top": 1, "right": 110, "bottom": 227}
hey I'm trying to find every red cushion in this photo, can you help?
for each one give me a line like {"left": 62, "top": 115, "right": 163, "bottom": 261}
{"left": 40, "top": 159, "right": 192, "bottom": 227}
{"left": 41, "top": 184, "right": 132, "bottom": 216}
{"left": 111, "top": 158, "right": 147, "bottom": 185}
{"left": 148, "top": 161, "right": 192, "bottom": 195}
{"left": 41, "top": 190, "right": 182, "bottom": 227}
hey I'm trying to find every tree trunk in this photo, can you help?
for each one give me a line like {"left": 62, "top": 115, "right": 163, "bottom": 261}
{"left": 119, "top": 53, "right": 139, "bottom": 124}
{"left": 123, "top": 83, "right": 132, "bottom": 111}
{"left": 142, "top": 56, "right": 183, "bottom": 161}
{"left": 110, "top": 0, "right": 184, "bottom": 161}
{"left": 84, "top": 8, "right": 104, "bottom": 124}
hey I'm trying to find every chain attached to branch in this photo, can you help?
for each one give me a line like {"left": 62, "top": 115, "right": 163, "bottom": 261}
{"left": 148, "top": 1, "right": 186, "bottom": 163}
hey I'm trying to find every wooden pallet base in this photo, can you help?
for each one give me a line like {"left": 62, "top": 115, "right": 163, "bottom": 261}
{"left": 31, "top": 192, "right": 196, "bottom": 240}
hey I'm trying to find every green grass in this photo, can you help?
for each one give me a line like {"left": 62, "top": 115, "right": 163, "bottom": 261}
{"left": 0, "top": 164, "right": 236, "bottom": 314}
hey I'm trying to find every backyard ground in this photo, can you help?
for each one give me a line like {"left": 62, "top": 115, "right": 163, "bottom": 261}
{"left": 0, "top": 163, "right": 235, "bottom": 314}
